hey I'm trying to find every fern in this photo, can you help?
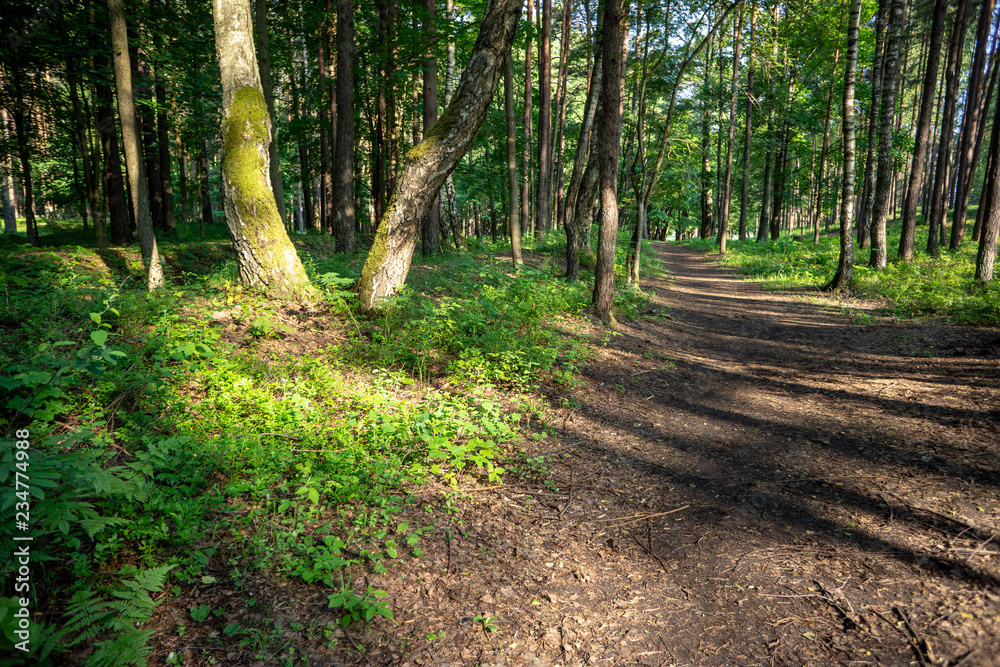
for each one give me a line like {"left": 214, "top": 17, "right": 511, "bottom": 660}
{"left": 86, "top": 630, "right": 155, "bottom": 667}
{"left": 62, "top": 565, "right": 173, "bottom": 666}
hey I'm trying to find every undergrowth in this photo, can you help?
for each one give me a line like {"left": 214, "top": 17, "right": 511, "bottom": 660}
{"left": 0, "top": 222, "right": 662, "bottom": 665}
{"left": 682, "top": 215, "right": 1000, "bottom": 325}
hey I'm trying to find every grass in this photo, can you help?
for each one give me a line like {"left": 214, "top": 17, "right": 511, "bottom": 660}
{"left": 0, "top": 219, "right": 661, "bottom": 666}
{"left": 681, "top": 214, "right": 1000, "bottom": 325}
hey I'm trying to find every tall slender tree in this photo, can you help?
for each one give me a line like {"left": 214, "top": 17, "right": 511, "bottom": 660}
{"left": 826, "top": 0, "right": 862, "bottom": 291}
{"left": 898, "top": 0, "right": 946, "bottom": 261}
{"left": 108, "top": 0, "right": 164, "bottom": 288}
{"left": 537, "top": 0, "right": 553, "bottom": 233}
{"left": 869, "top": 0, "right": 906, "bottom": 270}
{"left": 592, "top": 0, "right": 624, "bottom": 324}
{"left": 335, "top": 0, "right": 357, "bottom": 252}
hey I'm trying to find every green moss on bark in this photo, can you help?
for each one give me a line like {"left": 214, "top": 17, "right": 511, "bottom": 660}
{"left": 222, "top": 86, "right": 277, "bottom": 230}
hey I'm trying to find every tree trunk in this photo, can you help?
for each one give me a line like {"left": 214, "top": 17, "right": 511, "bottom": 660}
{"left": 68, "top": 57, "right": 106, "bottom": 245}
{"left": 857, "top": 0, "right": 886, "bottom": 248}
{"left": 564, "top": 20, "right": 603, "bottom": 278}
{"left": 553, "top": 0, "right": 572, "bottom": 230}
{"left": 536, "top": 0, "right": 553, "bottom": 234}
{"left": 521, "top": 0, "right": 535, "bottom": 238}
{"left": 94, "top": 52, "right": 131, "bottom": 245}
{"left": 898, "top": 0, "right": 946, "bottom": 260}
{"left": 154, "top": 71, "right": 175, "bottom": 233}
{"left": 198, "top": 140, "right": 214, "bottom": 230}
{"left": 770, "top": 124, "right": 791, "bottom": 240}
{"left": 757, "top": 100, "right": 775, "bottom": 241}
{"left": 718, "top": 1, "right": 744, "bottom": 255}
{"left": 974, "top": 43, "right": 1000, "bottom": 242}
{"left": 592, "top": 0, "right": 624, "bottom": 324}
{"left": 739, "top": 2, "right": 755, "bottom": 242}
{"left": 357, "top": 0, "right": 524, "bottom": 310}
{"left": 813, "top": 47, "right": 840, "bottom": 245}
{"left": 869, "top": 0, "right": 907, "bottom": 270}
{"left": 950, "top": 0, "right": 995, "bottom": 248}
{"left": 927, "top": 0, "right": 967, "bottom": 255}
{"left": 254, "top": 0, "right": 286, "bottom": 225}
{"left": 505, "top": 53, "right": 523, "bottom": 267}
{"left": 212, "top": 0, "right": 312, "bottom": 299}
{"left": 975, "top": 89, "right": 1000, "bottom": 281}
{"left": 335, "top": 0, "right": 357, "bottom": 252}
{"left": 108, "top": 0, "right": 163, "bottom": 288}
{"left": 318, "top": 17, "right": 332, "bottom": 234}
{"left": 826, "top": 0, "right": 861, "bottom": 291}
{"left": 421, "top": 0, "right": 441, "bottom": 255}
{"left": 136, "top": 56, "right": 165, "bottom": 232}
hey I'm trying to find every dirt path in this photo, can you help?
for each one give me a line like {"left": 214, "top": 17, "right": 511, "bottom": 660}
{"left": 329, "top": 243, "right": 1000, "bottom": 667}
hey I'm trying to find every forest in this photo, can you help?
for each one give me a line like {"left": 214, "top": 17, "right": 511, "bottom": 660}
{"left": 1, "top": 0, "right": 999, "bottom": 664}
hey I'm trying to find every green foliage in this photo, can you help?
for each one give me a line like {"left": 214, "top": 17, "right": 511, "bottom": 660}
{"left": 62, "top": 565, "right": 174, "bottom": 667}
{"left": 327, "top": 579, "right": 394, "bottom": 627}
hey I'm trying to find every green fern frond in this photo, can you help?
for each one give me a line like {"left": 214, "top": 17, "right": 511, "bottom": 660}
{"left": 63, "top": 590, "right": 113, "bottom": 646}
{"left": 86, "top": 629, "right": 154, "bottom": 667}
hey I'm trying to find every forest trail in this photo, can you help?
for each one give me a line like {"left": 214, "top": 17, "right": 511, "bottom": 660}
{"left": 344, "top": 243, "right": 1000, "bottom": 667}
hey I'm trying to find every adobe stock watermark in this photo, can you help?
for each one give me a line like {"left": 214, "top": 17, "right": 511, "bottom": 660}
{"left": 10, "top": 429, "right": 34, "bottom": 653}
{"left": 7, "top": 0, "right": 63, "bottom": 53}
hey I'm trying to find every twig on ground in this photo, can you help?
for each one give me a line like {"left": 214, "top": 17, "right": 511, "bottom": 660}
{"left": 893, "top": 606, "right": 935, "bottom": 666}
{"left": 590, "top": 505, "right": 690, "bottom": 529}
{"left": 627, "top": 529, "right": 670, "bottom": 573}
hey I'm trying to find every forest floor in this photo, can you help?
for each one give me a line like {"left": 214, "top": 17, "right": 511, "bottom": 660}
{"left": 292, "top": 242, "right": 1000, "bottom": 667}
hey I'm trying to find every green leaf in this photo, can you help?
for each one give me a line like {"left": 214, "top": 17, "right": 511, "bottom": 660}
{"left": 90, "top": 330, "right": 109, "bottom": 347}
{"left": 90, "top": 313, "right": 101, "bottom": 325}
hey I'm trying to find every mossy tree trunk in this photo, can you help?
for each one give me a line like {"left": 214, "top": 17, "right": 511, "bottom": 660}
{"left": 504, "top": 53, "right": 523, "bottom": 268}
{"left": 356, "top": 0, "right": 524, "bottom": 311}
{"left": 212, "top": 0, "right": 312, "bottom": 300}
{"left": 108, "top": 0, "right": 164, "bottom": 289}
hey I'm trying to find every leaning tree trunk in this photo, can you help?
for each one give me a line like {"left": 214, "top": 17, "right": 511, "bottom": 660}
{"left": 869, "top": 0, "right": 907, "bottom": 270}
{"left": 826, "top": 0, "right": 861, "bottom": 291}
{"left": 592, "top": 0, "right": 624, "bottom": 325}
{"left": 356, "top": 0, "right": 524, "bottom": 311}
{"left": 212, "top": 0, "right": 312, "bottom": 299}
{"left": 108, "top": 0, "right": 163, "bottom": 289}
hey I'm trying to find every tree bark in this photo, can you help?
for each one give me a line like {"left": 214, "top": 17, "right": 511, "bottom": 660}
{"left": 553, "top": 0, "right": 572, "bottom": 230}
{"left": 975, "top": 89, "right": 1000, "bottom": 281}
{"left": 826, "top": 0, "right": 861, "bottom": 291}
{"left": 335, "top": 0, "right": 357, "bottom": 252}
{"left": 537, "top": 0, "right": 553, "bottom": 233}
{"left": 718, "top": 1, "right": 744, "bottom": 255}
{"left": 592, "top": 0, "right": 624, "bottom": 324}
{"left": 318, "top": 15, "right": 332, "bottom": 234}
{"left": 739, "top": 2, "right": 755, "bottom": 242}
{"left": 155, "top": 71, "right": 175, "bottom": 233}
{"left": 857, "top": 0, "right": 886, "bottom": 248}
{"left": 421, "top": 0, "right": 441, "bottom": 255}
{"left": 356, "top": 0, "right": 524, "bottom": 311}
{"left": 869, "top": 0, "right": 907, "bottom": 270}
{"left": 68, "top": 55, "right": 106, "bottom": 245}
{"left": 950, "top": 0, "right": 995, "bottom": 248}
{"left": 505, "top": 53, "right": 523, "bottom": 267}
{"left": 927, "top": 0, "right": 967, "bottom": 255}
{"left": 212, "top": 0, "right": 313, "bottom": 299}
{"left": 813, "top": 44, "right": 840, "bottom": 245}
{"left": 521, "top": 0, "right": 535, "bottom": 238}
{"left": 254, "top": 0, "right": 286, "bottom": 225}
{"left": 108, "top": 0, "right": 163, "bottom": 288}
{"left": 136, "top": 55, "right": 165, "bottom": 233}
{"left": 897, "top": 0, "right": 946, "bottom": 260}
{"left": 974, "top": 42, "right": 1000, "bottom": 242}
